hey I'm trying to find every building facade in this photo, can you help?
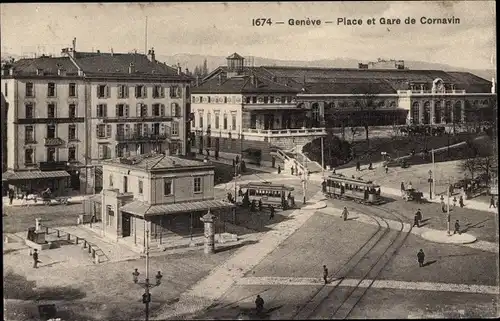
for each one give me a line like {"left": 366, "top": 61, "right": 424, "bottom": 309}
{"left": 191, "top": 53, "right": 495, "bottom": 153}
{"left": 1, "top": 43, "right": 192, "bottom": 194}
{"left": 96, "top": 154, "right": 233, "bottom": 252}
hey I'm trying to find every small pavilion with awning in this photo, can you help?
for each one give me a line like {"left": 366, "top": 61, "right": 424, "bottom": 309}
{"left": 2, "top": 170, "right": 70, "bottom": 196}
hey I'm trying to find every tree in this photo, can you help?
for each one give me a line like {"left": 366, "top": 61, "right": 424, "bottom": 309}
{"left": 202, "top": 59, "right": 208, "bottom": 77}
{"left": 351, "top": 84, "right": 378, "bottom": 147}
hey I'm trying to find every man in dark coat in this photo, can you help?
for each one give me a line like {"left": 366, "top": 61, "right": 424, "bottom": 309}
{"left": 8, "top": 188, "right": 14, "bottom": 205}
{"left": 459, "top": 195, "right": 464, "bottom": 208}
{"left": 33, "top": 249, "right": 39, "bottom": 269}
{"left": 454, "top": 220, "right": 461, "bottom": 235}
{"left": 413, "top": 213, "right": 420, "bottom": 228}
{"left": 258, "top": 199, "right": 263, "bottom": 212}
{"left": 356, "top": 161, "right": 360, "bottom": 171}
{"left": 269, "top": 205, "right": 275, "bottom": 220}
{"left": 489, "top": 196, "right": 496, "bottom": 208}
{"left": 255, "top": 295, "right": 264, "bottom": 313}
{"left": 271, "top": 156, "right": 276, "bottom": 168}
{"left": 155, "top": 271, "right": 163, "bottom": 286}
{"left": 323, "top": 265, "right": 329, "bottom": 284}
{"left": 416, "top": 209, "right": 422, "bottom": 223}
{"left": 277, "top": 165, "right": 281, "bottom": 174}
{"left": 417, "top": 249, "right": 425, "bottom": 267}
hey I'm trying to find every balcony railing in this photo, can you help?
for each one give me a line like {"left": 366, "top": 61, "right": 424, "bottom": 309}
{"left": 243, "top": 127, "right": 327, "bottom": 137}
{"left": 397, "top": 89, "right": 466, "bottom": 95}
{"left": 115, "top": 133, "right": 169, "bottom": 142}
{"left": 101, "top": 115, "right": 175, "bottom": 123}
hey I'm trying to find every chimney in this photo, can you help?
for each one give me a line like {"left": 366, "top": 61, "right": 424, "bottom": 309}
{"left": 110, "top": 48, "right": 114, "bottom": 56}
{"left": 72, "top": 37, "right": 77, "bottom": 52}
{"left": 97, "top": 50, "right": 100, "bottom": 54}
{"left": 147, "top": 48, "right": 155, "bottom": 62}
{"left": 177, "top": 63, "right": 182, "bottom": 75}
{"left": 129, "top": 63, "right": 135, "bottom": 74}
{"left": 492, "top": 77, "right": 496, "bottom": 94}
{"left": 185, "top": 68, "right": 189, "bottom": 75}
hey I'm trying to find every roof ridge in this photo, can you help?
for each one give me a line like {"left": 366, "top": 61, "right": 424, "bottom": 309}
{"left": 150, "top": 154, "right": 167, "bottom": 169}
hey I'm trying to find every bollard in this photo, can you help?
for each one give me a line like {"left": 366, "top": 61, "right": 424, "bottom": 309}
{"left": 67, "top": 233, "right": 71, "bottom": 241}
{"left": 92, "top": 249, "right": 96, "bottom": 259}
{"left": 75, "top": 237, "right": 79, "bottom": 245}
{"left": 56, "top": 230, "right": 60, "bottom": 238}
{"left": 45, "top": 226, "right": 49, "bottom": 234}
{"left": 83, "top": 240, "right": 87, "bottom": 248}
{"left": 88, "top": 245, "right": 92, "bottom": 254}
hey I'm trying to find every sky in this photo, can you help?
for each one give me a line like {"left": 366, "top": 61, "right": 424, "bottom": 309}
{"left": 1, "top": 1, "right": 496, "bottom": 70}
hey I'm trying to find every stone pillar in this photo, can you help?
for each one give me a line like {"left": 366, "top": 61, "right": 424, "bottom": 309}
{"left": 35, "top": 218, "right": 42, "bottom": 231}
{"left": 201, "top": 210, "right": 216, "bottom": 254}
{"left": 430, "top": 101, "right": 436, "bottom": 125}
{"left": 418, "top": 103, "right": 424, "bottom": 124}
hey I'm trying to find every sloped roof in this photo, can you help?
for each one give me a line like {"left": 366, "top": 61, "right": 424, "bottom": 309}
{"left": 103, "top": 153, "right": 212, "bottom": 171}
{"left": 194, "top": 64, "right": 492, "bottom": 95}
{"left": 227, "top": 52, "right": 245, "bottom": 59}
{"left": 120, "top": 199, "right": 235, "bottom": 217}
{"left": 73, "top": 52, "right": 191, "bottom": 80}
{"left": 10, "top": 57, "right": 79, "bottom": 76}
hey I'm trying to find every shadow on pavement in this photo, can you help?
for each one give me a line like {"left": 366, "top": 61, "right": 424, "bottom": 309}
{"left": 215, "top": 240, "right": 259, "bottom": 253}
{"left": 423, "top": 260, "right": 437, "bottom": 267}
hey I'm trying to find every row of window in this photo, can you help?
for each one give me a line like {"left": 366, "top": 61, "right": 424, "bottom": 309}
{"left": 96, "top": 84, "right": 184, "bottom": 99}
{"left": 99, "top": 142, "right": 181, "bottom": 160}
{"left": 23, "top": 82, "right": 77, "bottom": 98}
{"left": 24, "top": 146, "right": 77, "bottom": 164}
{"left": 110, "top": 175, "right": 202, "bottom": 195}
{"left": 193, "top": 112, "right": 237, "bottom": 130}
{"left": 96, "top": 122, "right": 179, "bottom": 139}
{"left": 191, "top": 95, "right": 297, "bottom": 105}
{"left": 24, "top": 124, "right": 79, "bottom": 142}
{"left": 24, "top": 102, "right": 78, "bottom": 119}
{"left": 96, "top": 103, "right": 181, "bottom": 118}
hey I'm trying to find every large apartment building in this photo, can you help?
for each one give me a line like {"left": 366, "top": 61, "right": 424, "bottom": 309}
{"left": 1, "top": 42, "right": 192, "bottom": 195}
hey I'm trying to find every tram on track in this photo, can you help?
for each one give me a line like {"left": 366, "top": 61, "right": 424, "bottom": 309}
{"left": 322, "top": 174, "right": 383, "bottom": 204}
{"left": 238, "top": 181, "right": 296, "bottom": 209}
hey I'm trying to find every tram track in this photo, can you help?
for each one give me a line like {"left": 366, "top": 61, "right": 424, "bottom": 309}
{"left": 291, "top": 202, "right": 413, "bottom": 320}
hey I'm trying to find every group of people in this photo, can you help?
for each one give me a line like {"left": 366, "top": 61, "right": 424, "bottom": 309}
{"left": 355, "top": 161, "right": 374, "bottom": 172}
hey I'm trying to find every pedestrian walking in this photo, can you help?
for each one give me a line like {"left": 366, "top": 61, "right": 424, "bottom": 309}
{"left": 8, "top": 188, "right": 14, "bottom": 205}
{"left": 255, "top": 295, "right": 264, "bottom": 314}
{"left": 413, "top": 213, "right": 420, "bottom": 228}
{"left": 277, "top": 165, "right": 281, "bottom": 174}
{"left": 272, "top": 156, "right": 276, "bottom": 168}
{"left": 368, "top": 162, "right": 373, "bottom": 170}
{"left": 356, "top": 161, "right": 361, "bottom": 172}
{"left": 417, "top": 249, "right": 425, "bottom": 267}
{"left": 441, "top": 202, "right": 446, "bottom": 213}
{"left": 416, "top": 208, "right": 422, "bottom": 223}
{"left": 342, "top": 206, "right": 349, "bottom": 221}
{"left": 440, "top": 195, "right": 444, "bottom": 203}
{"left": 489, "top": 196, "right": 496, "bottom": 208}
{"left": 32, "top": 249, "right": 39, "bottom": 268}
{"left": 454, "top": 220, "right": 461, "bottom": 235}
{"left": 155, "top": 271, "right": 163, "bottom": 286}
{"left": 453, "top": 196, "right": 457, "bottom": 208}
{"left": 269, "top": 205, "right": 275, "bottom": 220}
{"left": 291, "top": 166, "right": 294, "bottom": 175}
{"left": 132, "top": 268, "right": 140, "bottom": 283}
{"left": 384, "top": 164, "right": 388, "bottom": 174}
{"left": 459, "top": 195, "right": 464, "bottom": 208}
{"left": 258, "top": 199, "right": 263, "bottom": 212}
{"left": 323, "top": 265, "right": 329, "bottom": 284}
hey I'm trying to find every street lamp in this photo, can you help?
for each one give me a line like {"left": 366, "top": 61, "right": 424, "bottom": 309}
{"left": 447, "top": 182, "right": 451, "bottom": 235}
{"left": 132, "top": 229, "right": 162, "bottom": 321}
{"left": 428, "top": 169, "right": 433, "bottom": 200}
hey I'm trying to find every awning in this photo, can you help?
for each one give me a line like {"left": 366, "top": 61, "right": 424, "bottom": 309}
{"left": 2, "top": 170, "right": 70, "bottom": 181}
{"left": 120, "top": 199, "right": 235, "bottom": 217}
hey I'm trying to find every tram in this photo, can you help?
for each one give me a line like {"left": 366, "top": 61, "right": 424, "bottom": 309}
{"left": 323, "top": 174, "right": 383, "bottom": 204}
{"left": 237, "top": 181, "right": 295, "bottom": 209}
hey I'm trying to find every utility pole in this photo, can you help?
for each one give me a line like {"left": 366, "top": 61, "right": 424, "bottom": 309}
{"left": 320, "top": 136, "right": 325, "bottom": 178}
{"left": 302, "top": 152, "right": 307, "bottom": 205}
{"left": 143, "top": 229, "right": 151, "bottom": 321}
{"left": 432, "top": 148, "right": 436, "bottom": 199}
{"left": 447, "top": 180, "right": 451, "bottom": 235}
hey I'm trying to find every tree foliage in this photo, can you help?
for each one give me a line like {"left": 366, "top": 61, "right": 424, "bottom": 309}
{"left": 303, "top": 134, "right": 352, "bottom": 168}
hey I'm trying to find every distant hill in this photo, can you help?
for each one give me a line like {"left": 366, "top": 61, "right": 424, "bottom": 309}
{"left": 1, "top": 51, "right": 493, "bottom": 80}
{"left": 157, "top": 53, "right": 495, "bottom": 81}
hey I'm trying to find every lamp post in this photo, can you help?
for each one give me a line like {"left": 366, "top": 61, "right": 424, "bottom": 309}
{"left": 320, "top": 136, "right": 325, "bottom": 179}
{"left": 302, "top": 152, "right": 308, "bottom": 205}
{"left": 428, "top": 169, "right": 433, "bottom": 200}
{"left": 447, "top": 182, "right": 451, "bottom": 235}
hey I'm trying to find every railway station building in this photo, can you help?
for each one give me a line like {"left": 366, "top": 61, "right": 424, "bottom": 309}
{"left": 84, "top": 153, "right": 234, "bottom": 252}
{"left": 190, "top": 53, "right": 496, "bottom": 155}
